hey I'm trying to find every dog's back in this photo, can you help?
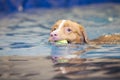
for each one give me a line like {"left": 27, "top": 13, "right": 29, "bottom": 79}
{"left": 90, "top": 34, "right": 120, "bottom": 44}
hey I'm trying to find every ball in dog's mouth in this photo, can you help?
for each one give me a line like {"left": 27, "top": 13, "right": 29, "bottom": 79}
{"left": 55, "top": 40, "right": 68, "bottom": 45}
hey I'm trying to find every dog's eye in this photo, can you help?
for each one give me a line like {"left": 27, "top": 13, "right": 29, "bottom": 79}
{"left": 67, "top": 28, "right": 71, "bottom": 32}
{"left": 53, "top": 28, "right": 56, "bottom": 31}
{"left": 65, "top": 27, "right": 72, "bottom": 33}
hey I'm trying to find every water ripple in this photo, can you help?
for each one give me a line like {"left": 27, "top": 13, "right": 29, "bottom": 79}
{"left": 10, "top": 42, "right": 34, "bottom": 49}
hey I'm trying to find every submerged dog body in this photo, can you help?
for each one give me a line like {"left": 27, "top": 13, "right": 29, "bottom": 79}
{"left": 49, "top": 20, "right": 120, "bottom": 44}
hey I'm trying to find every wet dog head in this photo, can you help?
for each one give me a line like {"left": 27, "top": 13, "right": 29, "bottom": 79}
{"left": 49, "top": 20, "right": 89, "bottom": 44}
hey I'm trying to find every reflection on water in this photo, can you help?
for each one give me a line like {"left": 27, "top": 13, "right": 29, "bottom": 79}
{"left": 51, "top": 44, "right": 86, "bottom": 57}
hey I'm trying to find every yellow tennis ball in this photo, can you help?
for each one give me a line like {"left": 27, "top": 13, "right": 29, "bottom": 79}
{"left": 56, "top": 40, "right": 68, "bottom": 45}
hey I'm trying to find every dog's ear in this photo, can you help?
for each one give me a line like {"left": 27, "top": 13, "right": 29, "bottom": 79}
{"left": 78, "top": 25, "right": 89, "bottom": 44}
{"left": 81, "top": 30, "right": 89, "bottom": 44}
{"left": 69, "top": 20, "right": 89, "bottom": 44}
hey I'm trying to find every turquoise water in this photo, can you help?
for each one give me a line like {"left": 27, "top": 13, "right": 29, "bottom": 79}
{"left": 0, "top": 3, "right": 120, "bottom": 58}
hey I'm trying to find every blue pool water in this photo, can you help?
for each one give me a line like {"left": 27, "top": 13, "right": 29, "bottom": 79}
{"left": 0, "top": 3, "right": 120, "bottom": 58}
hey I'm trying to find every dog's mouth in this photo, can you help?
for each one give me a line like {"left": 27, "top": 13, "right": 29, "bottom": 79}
{"left": 67, "top": 40, "right": 70, "bottom": 44}
{"left": 49, "top": 39, "right": 70, "bottom": 44}
{"left": 49, "top": 36, "right": 71, "bottom": 44}
{"left": 56, "top": 40, "right": 71, "bottom": 44}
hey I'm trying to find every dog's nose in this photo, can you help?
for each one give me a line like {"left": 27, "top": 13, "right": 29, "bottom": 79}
{"left": 50, "top": 31, "right": 60, "bottom": 41}
{"left": 50, "top": 32, "right": 58, "bottom": 37}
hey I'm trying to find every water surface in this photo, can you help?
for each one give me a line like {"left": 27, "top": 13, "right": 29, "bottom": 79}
{"left": 0, "top": 3, "right": 120, "bottom": 59}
